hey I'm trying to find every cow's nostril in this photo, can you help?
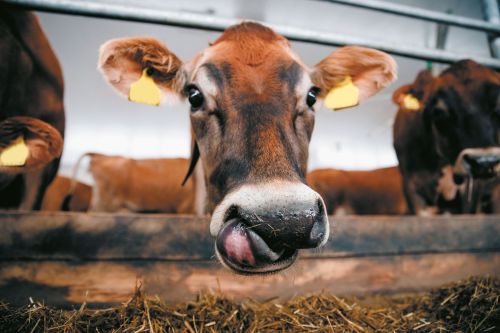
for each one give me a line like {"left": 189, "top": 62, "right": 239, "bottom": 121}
{"left": 308, "top": 199, "right": 327, "bottom": 247}
{"left": 453, "top": 173, "right": 465, "bottom": 185}
{"left": 309, "top": 219, "right": 326, "bottom": 246}
{"left": 463, "top": 154, "right": 500, "bottom": 178}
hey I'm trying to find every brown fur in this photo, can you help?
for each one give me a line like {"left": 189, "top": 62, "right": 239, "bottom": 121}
{"left": 98, "top": 22, "right": 397, "bottom": 212}
{"left": 0, "top": 10, "right": 64, "bottom": 210}
{"left": 41, "top": 176, "right": 91, "bottom": 211}
{"left": 307, "top": 167, "right": 406, "bottom": 215}
{"left": 88, "top": 154, "right": 197, "bottom": 214}
{"left": 393, "top": 61, "right": 500, "bottom": 215}
{"left": 312, "top": 46, "right": 397, "bottom": 101}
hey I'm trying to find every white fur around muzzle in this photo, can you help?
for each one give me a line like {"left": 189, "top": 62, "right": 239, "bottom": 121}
{"left": 210, "top": 181, "right": 330, "bottom": 247}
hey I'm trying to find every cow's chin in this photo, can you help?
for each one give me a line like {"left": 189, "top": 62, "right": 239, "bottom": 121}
{"left": 215, "top": 218, "right": 298, "bottom": 275}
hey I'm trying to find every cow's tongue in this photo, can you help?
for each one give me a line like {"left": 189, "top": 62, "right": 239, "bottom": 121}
{"left": 216, "top": 218, "right": 285, "bottom": 267}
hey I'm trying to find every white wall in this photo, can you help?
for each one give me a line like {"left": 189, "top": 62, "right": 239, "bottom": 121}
{"left": 36, "top": 0, "right": 491, "bottom": 183}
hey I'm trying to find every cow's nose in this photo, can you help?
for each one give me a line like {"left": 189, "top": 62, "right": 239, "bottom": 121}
{"left": 463, "top": 154, "right": 500, "bottom": 178}
{"left": 211, "top": 181, "right": 329, "bottom": 274}
{"left": 226, "top": 198, "right": 327, "bottom": 249}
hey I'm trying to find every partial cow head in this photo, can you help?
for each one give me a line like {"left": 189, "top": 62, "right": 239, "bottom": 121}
{"left": 0, "top": 116, "right": 63, "bottom": 174}
{"left": 99, "top": 22, "right": 396, "bottom": 274}
{"left": 395, "top": 61, "right": 500, "bottom": 183}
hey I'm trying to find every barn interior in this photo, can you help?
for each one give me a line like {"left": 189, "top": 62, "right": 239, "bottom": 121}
{"left": 0, "top": 0, "right": 499, "bottom": 331}
{"left": 39, "top": 0, "right": 494, "bottom": 177}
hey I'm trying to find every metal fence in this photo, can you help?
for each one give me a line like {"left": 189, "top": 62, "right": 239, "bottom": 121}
{"left": 3, "top": 0, "right": 500, "bottom": 68}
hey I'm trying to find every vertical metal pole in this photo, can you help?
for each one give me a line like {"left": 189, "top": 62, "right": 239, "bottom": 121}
{"left": 482, "top": 0, "right": 500, "bottom": 58}
{"left": 432, "top": 9, "right": 451, "bottom": 75}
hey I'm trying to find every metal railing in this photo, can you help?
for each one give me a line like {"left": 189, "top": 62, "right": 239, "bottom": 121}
{"left": 3, "top": 0, "right": 500, "bottom": 68}
{"left": 317, "top": 0, "right": 500, "bottom": 34}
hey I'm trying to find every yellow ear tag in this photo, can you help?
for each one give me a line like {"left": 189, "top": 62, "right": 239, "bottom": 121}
{"left": 324, "top": 76, "right": 359, "bottom": 111}
{"left": 0, "top": 136, "right": 29, "bottom": 167}
{"left": 402, "top": 94, "right": 420, "bottom": 111}
{"left": 128, "top": 68, "right": 161, "bottom": 106}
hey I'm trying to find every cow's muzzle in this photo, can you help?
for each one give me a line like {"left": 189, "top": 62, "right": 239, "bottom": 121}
{"left": 453, "top": 147, "right": 500, "bottom": 183}
{"left": 211, "top": 182, "right": 329, "bottom": 275}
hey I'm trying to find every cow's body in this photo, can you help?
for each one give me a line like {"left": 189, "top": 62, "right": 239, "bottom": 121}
{"left": 393, "top": 61, "right": 499, "bottom": 215}
{"left": 85, "top": 154, "right": 202, "bottom": 214}
{"left": 307, "top": 166, "right": 406, "bottom": 215}
{"left": 41, "top": 176, "right": 91, "bottom": 211}
{"left": 0, "top": 10, "right": 64, "bottom": 210}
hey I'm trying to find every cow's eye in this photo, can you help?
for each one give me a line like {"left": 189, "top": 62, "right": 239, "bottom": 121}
{"left": 187, "top": 86, "right": 204, "bottom": 110}
{"left": 306, "top": 87, "right": 320, "bottom": 108}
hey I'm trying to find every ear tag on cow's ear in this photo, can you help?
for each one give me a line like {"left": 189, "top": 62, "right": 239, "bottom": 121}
{"left": 402, "top": 94, "right": 420, "bottom": 111}
{"left": 324, "top": 76, "right": 359, "bottom": 111}
{"left": 128, "top": 68, "right": 161, "bottom": 106}
{"left": 0, "top": 136, "right": 29, "bottom": 167}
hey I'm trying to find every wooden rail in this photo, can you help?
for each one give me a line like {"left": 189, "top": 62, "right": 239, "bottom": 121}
{"left": 0, "top": 212, "right": 499, "bottom": 306}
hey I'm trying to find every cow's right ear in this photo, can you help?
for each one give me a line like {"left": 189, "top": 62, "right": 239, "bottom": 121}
{"left": 98, "top": 37, "right": 184, "bottom": 104}
{"left": 0, "top": 117, "right": 63, "bottom": 173}
{"left": 392, "top": 70, "right": 434, "bottom": 111}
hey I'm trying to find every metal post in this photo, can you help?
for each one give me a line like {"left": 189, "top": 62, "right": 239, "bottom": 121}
{"left": 317, "top": 0, "right": 500, "bottom": 34}
{"left": 3, "top": 0, "right": 500, "bottom": 69}
{"left": 482, "top": 0, "right": 500, "bottom": 58}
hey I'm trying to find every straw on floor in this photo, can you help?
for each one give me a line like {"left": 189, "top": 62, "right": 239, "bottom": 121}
{"left": 0, "top": 276, "right": 498, "bottom": 332}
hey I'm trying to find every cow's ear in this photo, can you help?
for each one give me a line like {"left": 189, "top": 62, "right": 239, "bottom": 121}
{"left": 98, "top": 37, "right": 184, "bottom": 105}
{"left": 0, "top": 117, "right": 63, "bottom": 173}
{"left": 393, "top": 70, "right": 434, "bottom": 111}
{"left": 311, "top": 46, "right": 397, "bottom": 110}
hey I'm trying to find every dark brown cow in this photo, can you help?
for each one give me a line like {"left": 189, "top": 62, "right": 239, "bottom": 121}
{"left": 41, "top": 176, "right": 91, "bottom": 211}
{"left": 307, "top": 166, "right": 406, "bottom": 215}
{"left": 98, "top": 22, "right": 396, "bottom": 274}
{"left": 68, "top": 153, "right": 204, "bottom": 215}
{"left": 393, "top": 60, "right": 499, "bottom": 215}
{"left": 0, "top": 10, "right": 64, "bottom": 210}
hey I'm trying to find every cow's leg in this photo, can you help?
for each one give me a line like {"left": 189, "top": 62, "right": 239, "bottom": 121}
{"left": 404, "top": 176, "right": 436, "bottom": 216}
{"left": 193, "top": 161, "right": 207, "bottom": 216}
{"left": 19, "top": 169, "right": 43, "bottom": 210}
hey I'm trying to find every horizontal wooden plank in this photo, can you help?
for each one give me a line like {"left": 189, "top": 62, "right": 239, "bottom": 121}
{"left": 1, "top": 252, "right": 499, "bottom": 306}
{"left": 0, "top": 211, "right": 499, "bottom": 259}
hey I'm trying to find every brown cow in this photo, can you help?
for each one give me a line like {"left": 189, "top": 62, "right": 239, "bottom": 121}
{"left": 68, "top": 153, "right": 204, "bottom": 215}
{"left": 307, "top": 166, "right": 406, "bottom": 215}
{"left": 98, "top": 22, "right": 397, "bottom": 274}
{"left": 0, "top": 10, "right": 64, "bottom": 210}
{"left": 41, "top": 176, "right": 91, "bottom": 211}
{"left": 393, "top": 60, "right": 499, "bottom": 215}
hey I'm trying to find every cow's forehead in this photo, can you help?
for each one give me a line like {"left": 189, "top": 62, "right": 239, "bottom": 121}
{"left": 184, "top": 23, "right": 309, "bottom": 85}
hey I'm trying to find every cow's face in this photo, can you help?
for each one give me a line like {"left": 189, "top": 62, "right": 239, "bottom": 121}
{"left": 99, "top": 22, "right": 396, "bottom": 274}
{"left": 396, "top": 61, "right": 500, "bottom": 181}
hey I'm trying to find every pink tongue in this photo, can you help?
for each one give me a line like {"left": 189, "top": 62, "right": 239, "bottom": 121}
{"left": 222, "top": 222, "right": 256, "bottom": 266}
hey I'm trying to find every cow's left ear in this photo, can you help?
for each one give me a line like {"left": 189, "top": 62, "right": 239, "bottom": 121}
{"left": 98, "top": 37, "right": 184, "bottom": 106}
{"left": 311, "top": 46, "right": 397, "bottom": 110}
{"left": 0, "top": 117, "right": 63, "bottom": 173}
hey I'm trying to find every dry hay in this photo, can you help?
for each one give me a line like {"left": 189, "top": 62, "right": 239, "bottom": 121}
{"left": 0, "top": 276, "right": 498, "bottom": 332}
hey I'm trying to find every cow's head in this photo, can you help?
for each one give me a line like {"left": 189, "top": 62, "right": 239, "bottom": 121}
{"left": 0, "top": 116, "right": 63, "bottom": 174}
{"left": 98, "top": 22, "right": 396, "bottom": 274}
{"left": 395, "top": 61, "right": 500, "bottom": 182}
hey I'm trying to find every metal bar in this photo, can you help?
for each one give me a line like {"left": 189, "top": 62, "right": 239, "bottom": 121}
{"left": 482, "top": 0, "right": 500, "bottom": 58}
{"left": 3, "top": 0, "right": 500, "bottom": 69}
{"left": 317, "top": 0, "right": 500, "bottom": 34}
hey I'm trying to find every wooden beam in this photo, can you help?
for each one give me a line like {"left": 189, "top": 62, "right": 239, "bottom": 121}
{"left": 0, "top": 212, "right": 499, "bottom": 260}
{"left": 1, "top": 253, "right": 499, "bottom": 306}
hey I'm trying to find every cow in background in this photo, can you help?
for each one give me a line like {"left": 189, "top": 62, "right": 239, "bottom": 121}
{"left": 307, "top": 166, "right": 406, "bottom": 215}
{"left": 0, "top": 9, "right": 64, "bottom": 210}
{"left": 65, "top": 153, "right": 205, "bottom": 215}
{"left": 41, "top": 176, "right": 91, "bottom": 211}
{"left": 393, "top": 60, "right": 499, "bottom": 215}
